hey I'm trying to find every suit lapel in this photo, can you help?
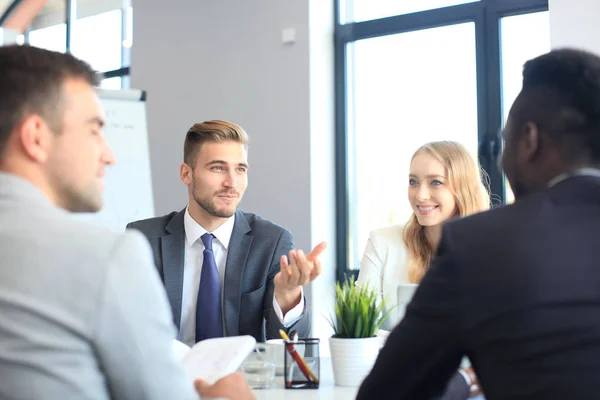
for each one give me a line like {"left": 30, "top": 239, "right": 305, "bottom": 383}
{"left": 161, "top": 209, "right": 186, "bottom": 329}
{"left": 223, "top": 211, "right": 253, "bottom": 336}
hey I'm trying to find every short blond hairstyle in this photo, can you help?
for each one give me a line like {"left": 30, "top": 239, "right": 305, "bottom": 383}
{"left": 183, "top": 120, "right": 249, "bottom": 166}
{"left": 403, "top": 141, "right": 491, "bottom": 283}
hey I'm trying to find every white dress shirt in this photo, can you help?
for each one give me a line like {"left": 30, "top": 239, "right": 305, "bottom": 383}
{"left": 356, "top": 223, "right": 473, "bottom": 391}
{"left": 179, "top": 207, "right": 304, "bottom": 346}
{"left": 356, "top": 224, "right": 409, "bottom": 331}
{"left": 548, "top": 167, "right": 600, "bottom": 187}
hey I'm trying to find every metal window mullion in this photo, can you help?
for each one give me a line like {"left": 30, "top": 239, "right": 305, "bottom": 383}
{"left": 481, "top": 4, "right": 505, "bottom": 204}
{"left": 120, "top": 0, "right": 131, "bottom": 89}
{"left": 340, "top": 2, "right": 481, "bottom": 43}
{"left": 65, "top": 0, "right": 76, "bottom": 52}
{"left": 23, "top": 25, "right": 30, "bottom": 44}
{"left": 474, "top": 7, "right": 494, "bottom": 205}
{"left": 334, "top": 19, "right": 350, "bottom": 283}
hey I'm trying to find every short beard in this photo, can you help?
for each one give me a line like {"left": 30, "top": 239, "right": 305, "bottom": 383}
{"left": 193, "top": 193, "right": 236, "bottom": 218}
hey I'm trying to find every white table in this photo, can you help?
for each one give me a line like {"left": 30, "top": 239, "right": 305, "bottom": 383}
{"left": 253, "top": 358, "right": 487, "bottom": 400}
{"left": 254, "top": 358, "right": 358, "bottom": 400}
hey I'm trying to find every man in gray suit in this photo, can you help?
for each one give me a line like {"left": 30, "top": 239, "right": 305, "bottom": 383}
{"left": 0, "top": 45, "right": 254, "bottom": 400}
{"left": 128, "top": 120, "right": 326, "bottom": 345}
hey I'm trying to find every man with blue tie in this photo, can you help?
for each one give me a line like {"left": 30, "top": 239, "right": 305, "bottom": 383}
{"left": 128, "top": 120, "right": 326, "bottom": 345}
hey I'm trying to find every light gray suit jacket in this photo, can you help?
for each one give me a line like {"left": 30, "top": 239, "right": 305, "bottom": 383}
{"left": 127, "top": 209, "right": 310, "bottom": 342}
{"left": 0, "top": 173, "right": 197, "bottom": 400}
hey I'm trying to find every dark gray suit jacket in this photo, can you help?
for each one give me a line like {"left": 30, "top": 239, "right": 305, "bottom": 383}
{"left": 127, "top": 209, "right": 310, "bottom": 342}
{"left": 358, "top": 175, "right": 600, "bottom": 400}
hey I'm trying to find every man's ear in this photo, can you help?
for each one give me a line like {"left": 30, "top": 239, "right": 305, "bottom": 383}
{"left": 16, "top": 115, "right": 53, "bottom": 164}
{"left": 518, "top": 121, "right": 542, "bottom": 164}
{"left": 180, "top": 162, "right": 193, "bottom": 185}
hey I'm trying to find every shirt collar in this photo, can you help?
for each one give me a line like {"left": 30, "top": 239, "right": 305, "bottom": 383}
{"left": 548, "top": 168, "right": 600, "bottom": 188}
{"left": 184, "top": 207, "right": 235, "bottom": 249}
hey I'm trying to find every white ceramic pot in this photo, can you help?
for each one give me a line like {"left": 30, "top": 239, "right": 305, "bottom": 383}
{"left": 329, "top": 336, "right": 381, "bottom": 387}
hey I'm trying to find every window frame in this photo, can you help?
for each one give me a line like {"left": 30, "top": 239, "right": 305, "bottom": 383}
{"left": 334, "top": 0, "right": 549, "bottom": 282}
{"left": 12, "top": 0, "right": 132, "bottom": 87}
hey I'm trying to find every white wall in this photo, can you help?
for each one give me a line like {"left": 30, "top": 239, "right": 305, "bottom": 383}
{"left": 308, "top": 0, "right": 337, "bottom": 346}
{"left": 131, "top": 0, "right": 336, "bottom": 340}
{"left": 549, "top": 0, "right": 600, "bottom": 54}
{"left": 132, "top": 0, "right": 312, "bottom": 240}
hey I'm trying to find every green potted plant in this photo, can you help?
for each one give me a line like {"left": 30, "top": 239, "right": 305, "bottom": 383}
{"left": 327, "top": 277, "right": 392, "bottom": 387}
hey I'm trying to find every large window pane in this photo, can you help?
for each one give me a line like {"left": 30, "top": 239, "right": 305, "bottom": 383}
{"left": 500, "top": 11, "right": 551, "bottom": 203}
{"left": 29, "top": 23, "right": 66, "bottom": 53}
{"left": 348, "top": 22, "right": 478, "bottom": 269}
{"left": 28, "top": 2, "right": 130, "bottom": 78}
{"left": 72, "top": 9, "right": 123, "bottom": 73}
{"left": 343, "top": 0, "right": 478, "bottom": 23}
{"left": 100, "top": 77, "right": 123, "bottom": 89}
{"left": 28, "top": 1, "right": 66, "bottom": 52}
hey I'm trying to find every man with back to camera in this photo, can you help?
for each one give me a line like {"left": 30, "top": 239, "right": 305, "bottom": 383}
{"left": 128, "top": 120, "right": 327, "bottom": 345}
{"left": 0, "top": 45, "right": 254, "bottom": 400}
{"left": 357, "top": 48, "right": 600, "bottom": 399}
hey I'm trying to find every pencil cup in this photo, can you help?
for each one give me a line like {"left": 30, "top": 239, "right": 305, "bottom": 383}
{"left": 283, "top": 338, "right": 320, "bottom": 389}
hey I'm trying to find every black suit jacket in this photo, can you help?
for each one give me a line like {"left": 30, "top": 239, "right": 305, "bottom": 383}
{"left": 358, "top": 176, "right": 600, "bottom": 400}
{"left": 127, "top": 209, "right": 310, "bottom": 342}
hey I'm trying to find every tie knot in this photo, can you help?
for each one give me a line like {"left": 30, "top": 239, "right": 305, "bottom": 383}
{"left": 201, "top": 233, "right": 214, "bottom": 250}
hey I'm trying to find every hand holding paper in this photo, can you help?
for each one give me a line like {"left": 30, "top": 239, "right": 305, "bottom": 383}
{"left": 194, "top": 373, "right": 256, "bottom": 400}
{"left": 172, "top": 336, "right": 256, "bottom": 385}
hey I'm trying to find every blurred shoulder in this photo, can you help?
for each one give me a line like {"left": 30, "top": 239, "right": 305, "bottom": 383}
{"left": 57, "top": 216, "right": 151, "bottom": 258}
{"left": 442, "top": 191, "right": 547, "bottom": 248}
{"left": 126, "top": 211, "right": 180, "bottom": 234}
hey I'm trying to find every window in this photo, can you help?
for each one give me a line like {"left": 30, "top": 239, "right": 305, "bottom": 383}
{"left": 72, "top": 9, "right": 123, "bottom": 73}
{"left": 27, "top": 0, "right": 132, "bottom": 89}
{"left": 499, "top": 11, "right": 551, "bottom": 204}
{"left": 347, "top": 23, "right": 478, "bottom": 263}
{"left": 29, "top": 23, "right": 67, "bottom": 53}
{"left": 335, "top": 0, "right": 550, "bottom": 280}
{"left": 100, "top": 77, "right": 123, "bottom": 89}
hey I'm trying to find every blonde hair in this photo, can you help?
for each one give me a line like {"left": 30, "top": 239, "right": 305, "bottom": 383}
{"left": 403, "top": 141, "right": 490, "bottom": 283}
{"left": 183, "top": 120, "right": 249, "bottom": 166}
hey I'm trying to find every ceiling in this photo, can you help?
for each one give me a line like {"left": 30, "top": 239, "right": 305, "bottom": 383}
{"left": 1, "top": 0, "right": 105, "bottom": 19}
{"left": 0, "top": 0, "right": 63, "bottom": 16}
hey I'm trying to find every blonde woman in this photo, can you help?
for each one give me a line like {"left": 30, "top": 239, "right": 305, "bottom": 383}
{"left": 357, "top": 141, "right": 489, "bottom": 399}
{"left": 357, "top": 141, "right": 490, "bottom": 328}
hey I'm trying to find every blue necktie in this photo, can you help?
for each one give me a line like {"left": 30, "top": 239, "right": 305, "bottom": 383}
{"left": 195, "top": 233, "right": 223, "bottom": 341}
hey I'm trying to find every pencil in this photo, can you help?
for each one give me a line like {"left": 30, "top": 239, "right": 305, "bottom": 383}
{"left": 286, "top": 334, "right": 297, "bottom": 385}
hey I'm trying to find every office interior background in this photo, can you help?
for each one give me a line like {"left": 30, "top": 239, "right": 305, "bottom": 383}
{"left": 1, "top": 0, "right": 598, "bottom": 348}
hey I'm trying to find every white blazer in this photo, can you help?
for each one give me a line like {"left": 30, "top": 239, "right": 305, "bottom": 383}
{"left": 356, "top": 224, "right": 410, "bottom": 330}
